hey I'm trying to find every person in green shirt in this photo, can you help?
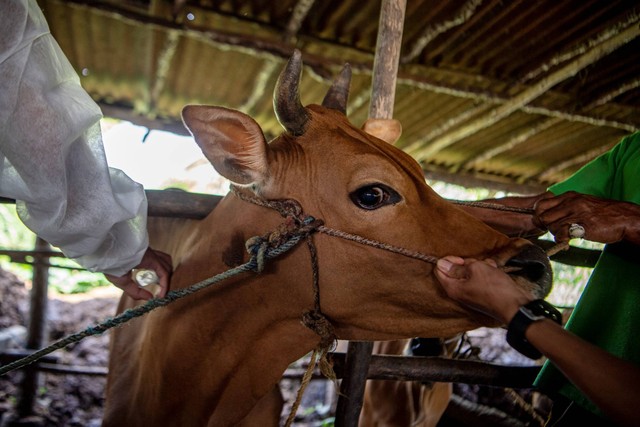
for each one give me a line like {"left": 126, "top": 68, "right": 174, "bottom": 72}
{"left": 455, "top": 131, "right": 640, "bottom": 426}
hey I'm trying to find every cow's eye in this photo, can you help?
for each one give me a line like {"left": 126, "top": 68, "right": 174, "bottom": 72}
{"left": 350, "top": 184, "right": 400, "bottom": 210}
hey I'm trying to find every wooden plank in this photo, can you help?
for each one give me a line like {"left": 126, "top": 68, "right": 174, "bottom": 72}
{"left": 1, "top": 191, "right": 222, "bottom": 220}
{"left": 368, "top": 0, "right": 406, "bottom": 120}
{"left": 330, "top": 353, "right": 540, "bottom": 388}
{"left": 145, "top": 189, "right": 221, "bottom": 219}
{"left": 334, "top": 341, "right": 374, "bottom": 426}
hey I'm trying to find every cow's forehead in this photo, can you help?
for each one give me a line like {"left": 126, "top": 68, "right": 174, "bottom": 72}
{"left": 286, "top": 105, "right": 427, "bottom": 184}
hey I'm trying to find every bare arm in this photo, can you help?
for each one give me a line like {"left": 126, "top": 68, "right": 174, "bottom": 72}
{"left": 459, "top": 193, "right": 552, "bottom": 238}
{"left": 464, "top": 190, "right": 640, "bottom": 247}
{"left": 526, "top": 319, "right": 640, "bottom": 427}
{"left": 435, "top": 257, "right": 640, "bottom": 427}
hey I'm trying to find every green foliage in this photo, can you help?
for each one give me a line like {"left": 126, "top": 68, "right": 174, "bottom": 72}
{"left": 162, "top": 181, "right": 193, "bottom": 192}
{"left": 0, "top": 205, "right": 33, "bottom": 250}
{"left": 0, "top": 204, "right": 108, "bottom": 294}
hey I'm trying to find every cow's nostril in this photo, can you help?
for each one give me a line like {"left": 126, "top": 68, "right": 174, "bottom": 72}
{"left": 506, "top": 244, "right": 553, "bottom": 297}
{"left": 505, "top": 257, "right": 547, "bottom": 283}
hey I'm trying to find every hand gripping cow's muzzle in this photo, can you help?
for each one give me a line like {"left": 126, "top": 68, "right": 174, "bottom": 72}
{"left": 505, "top": 244, "right": 553, "bottom": 299}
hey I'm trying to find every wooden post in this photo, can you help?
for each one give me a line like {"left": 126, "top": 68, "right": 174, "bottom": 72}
{"left": 368, "top": 0, "right": 406, "bottom": 120}
{"left": 15, "top": 237, "right": 50, "bottom": 422}
{"left": 334, "top": 341, "right": 374, "bottom": 426}
{"left": 335, "top": 1, "right": 406, "bottom": 426}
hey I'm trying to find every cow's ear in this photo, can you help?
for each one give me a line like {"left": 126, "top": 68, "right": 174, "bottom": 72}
{"left": 362, "top": 118, "right": 402, "bottom": 145}
{"left": 182, "top": 105, "right": 268, "bottom": 185}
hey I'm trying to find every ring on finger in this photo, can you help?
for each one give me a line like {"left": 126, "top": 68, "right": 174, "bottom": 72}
{"left": 569, "top": 223, "right": 585, "bottom": 239}
{"left": 132, "top": 269, "right": 159, "bottom": 287}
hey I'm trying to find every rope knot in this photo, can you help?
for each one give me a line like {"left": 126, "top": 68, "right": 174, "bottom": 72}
{"left": 299, "top": 216, "right": 324, "bottom": 235}
{"left": 244, "top": 213, "right": 324, "bottom": 274}
{"left": 301, "top": 310, "right": 338, "bottom": 385}
{"left": 302, "top": 310, "right": 336, "bottom": 350}
{"left": 272, "top": 198, "right": 304, "bottom": 220}
{"left": 245, "top": 236, "right": 269, "bottom": 272}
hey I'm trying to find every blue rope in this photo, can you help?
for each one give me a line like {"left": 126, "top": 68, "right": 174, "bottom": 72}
{"left": 0, "top": 233, "right": 304, "bottom": 376}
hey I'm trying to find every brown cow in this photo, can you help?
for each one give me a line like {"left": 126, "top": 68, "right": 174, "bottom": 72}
{"left": 103, "top": 50, "right": 552, "bottom": 426}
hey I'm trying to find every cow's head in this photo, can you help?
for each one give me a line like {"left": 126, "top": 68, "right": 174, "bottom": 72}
{"left": 181, "top": 50, "right": 552, "bottom": 340}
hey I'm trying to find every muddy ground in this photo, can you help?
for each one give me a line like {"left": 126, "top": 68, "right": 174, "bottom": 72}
{"left": 0, "top": 268, "right": 551, "bottom": 426}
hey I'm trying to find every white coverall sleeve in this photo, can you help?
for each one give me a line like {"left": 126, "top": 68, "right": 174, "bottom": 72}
{"left": 0, "top": 0, "right": 148, "bottom": 276}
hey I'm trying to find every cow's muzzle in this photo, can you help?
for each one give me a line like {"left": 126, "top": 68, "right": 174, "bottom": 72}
{"left": 505, "top": 244, "right": 553, "bottom": 298}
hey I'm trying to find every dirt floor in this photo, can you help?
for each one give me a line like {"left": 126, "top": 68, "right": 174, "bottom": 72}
{"left": 0, "top": 267, "right": 552, "bottom": 426}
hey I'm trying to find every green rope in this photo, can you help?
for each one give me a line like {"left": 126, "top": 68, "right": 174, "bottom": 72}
{"left": 0, "top": 233, "right": 305, "bottom": 376}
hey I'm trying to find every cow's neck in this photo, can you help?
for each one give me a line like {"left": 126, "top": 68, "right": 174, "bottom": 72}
{"left": 141, "top": 194, "right": 323, "bottom": 425}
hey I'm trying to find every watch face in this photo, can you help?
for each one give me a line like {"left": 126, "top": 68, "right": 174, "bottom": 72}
{"left": 520, "top": 306, "right": 546, "bottom": 322}
{"left": 523, "top": 300, "right": 562, "bottom": 324}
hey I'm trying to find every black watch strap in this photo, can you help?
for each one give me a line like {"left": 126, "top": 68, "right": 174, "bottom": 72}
{"left": 506, "top": 299, "right": 562, "bottom": 359}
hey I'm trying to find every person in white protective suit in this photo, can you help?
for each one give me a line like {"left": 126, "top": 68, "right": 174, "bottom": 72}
{"left": 0, "top": 0, "right": 172, "bottom": 300}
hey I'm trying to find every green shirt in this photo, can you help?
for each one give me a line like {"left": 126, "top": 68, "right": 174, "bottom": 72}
{"left": 534, "top": 132, "right": 640, "bottom": 418}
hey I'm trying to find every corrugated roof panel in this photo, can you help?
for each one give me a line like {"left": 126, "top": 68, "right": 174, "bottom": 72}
{"left": 36, "top": 0, "right": 640, "bottom": 192}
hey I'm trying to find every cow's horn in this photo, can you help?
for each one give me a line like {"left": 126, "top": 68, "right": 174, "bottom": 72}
{"left": 274, "top": 49, "right": 310, "bottom": 136}
{"left": 322, "top": 63, "right": 351, "bottom": 115}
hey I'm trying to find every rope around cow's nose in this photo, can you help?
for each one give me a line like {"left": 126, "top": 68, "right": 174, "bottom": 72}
{"left": 231, "top": 187, "right": 569, "bottom": 273}
{"left": 449, "top": 199, "right": 572, "bottom": 258}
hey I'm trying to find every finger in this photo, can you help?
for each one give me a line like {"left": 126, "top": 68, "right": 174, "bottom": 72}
{"left": 483, "top": 258, "right": 498, "bottom": 268}
{"left": 534, "top": 192, "right": 586, "bottom": 228}
{"left": 534, "top": 191, "right": 578, "bottom": 211}
{"left": 155, "top": 253, "right": 173, "bottom": 298}
{"left": 157, "top": 251, "right": 172, "bottom": 266}
{"left": 434, "top": 269, "right": 462, "bottom": 299}
{"left": 436, "top": 257, "right": 469, "bottom": 280}
{"left": 543, "top": 218, "right": 576, "bottom": 243}
{"left": 439, "top": 255, "right": 465, "bottom": 266}
{"left": 122, "top": 281, "right": 153, "bottom": 301}
{"left": 156, "top": 269, "right": 170, "bottom": 298}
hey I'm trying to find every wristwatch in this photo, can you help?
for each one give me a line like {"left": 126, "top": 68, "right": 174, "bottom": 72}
{"left": 506, "top": 299, "right": 562, "bottom": 359}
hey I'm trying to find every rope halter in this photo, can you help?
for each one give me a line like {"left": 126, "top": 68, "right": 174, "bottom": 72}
{"left": 231, "top": 187, "right": 336, "bottom": 344}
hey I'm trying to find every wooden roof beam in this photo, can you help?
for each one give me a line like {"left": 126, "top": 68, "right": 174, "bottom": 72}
{"left": 528, "top": 144, "right": 613, "bottom": 184}
{"left": 402, "top": 0, "right": 484, "bottom": 63}
{"left": 460, "top": 117, "right": 562, "bottom": 171}
{"left": 514, "top": 77, "right": 640, "bottom": 183}
{"left": 460, "top": 75, "right": 640, "bottom": 169}
{"left": 239, "top": 60, "right": 279, "bottom": 114}
{"left": 395, "top": 67, "right": 639, "bottom": 133}
{"left": 283, "top": 0, "right": 316, "bottom": 43}
{"left": 406, "top": 21, "right": 640, "bottom": 162}
{"left": 148, "top": 31, "right": 180, "bottom": 115}
{"left": 520, "top": 11, "right": 640, "bottom": 84}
